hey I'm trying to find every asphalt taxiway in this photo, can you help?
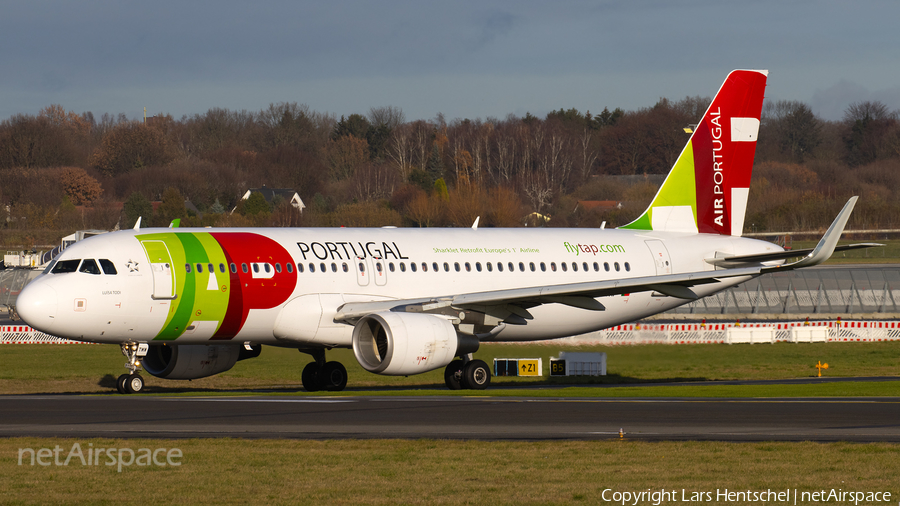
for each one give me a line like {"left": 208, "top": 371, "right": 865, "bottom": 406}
{"left": 2, "top": 394, "right": 899, "bottom": 441}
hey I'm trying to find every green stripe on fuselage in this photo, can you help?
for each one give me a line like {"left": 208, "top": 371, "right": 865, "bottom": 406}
{"left": 138, "top": 232, "right": 231, "bottom": 341}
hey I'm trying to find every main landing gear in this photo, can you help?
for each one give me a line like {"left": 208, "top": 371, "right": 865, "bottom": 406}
{"left": 444, "top": 356, "right": 491, "bottom": 390}
{"left": 300, "top": 349, "right": 348, "bottom": 392}
{"left": 117, "top": 342, "right": 148, "bottom": 394}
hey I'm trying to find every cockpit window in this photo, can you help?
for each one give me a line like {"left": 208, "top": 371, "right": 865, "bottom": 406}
{"left": 99, "top": 259, "right": 117, "bottom": 275}
{"left": 51, "top": 259, "right": 80, "bottom": 274}
{"left": 78, "top": 259, "right": 101, "bottom": 275}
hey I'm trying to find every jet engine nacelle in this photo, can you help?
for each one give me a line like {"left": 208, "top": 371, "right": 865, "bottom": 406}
{"left": 143, "top": 344, "right": 258, "bottom": 380}
{"left": 352, "top": 312, "right": 479, "bottom": 376}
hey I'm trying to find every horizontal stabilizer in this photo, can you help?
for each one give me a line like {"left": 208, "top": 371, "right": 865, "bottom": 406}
{"left": 762, "top": 196, "right": 861, "bottom": 272}
{"left": 706, "top": 243, "right": 882, "bottom": 267}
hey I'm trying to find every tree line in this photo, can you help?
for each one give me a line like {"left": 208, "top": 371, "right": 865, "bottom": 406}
{"left": 1, "top": 96, "right": 899, "bottom": 247}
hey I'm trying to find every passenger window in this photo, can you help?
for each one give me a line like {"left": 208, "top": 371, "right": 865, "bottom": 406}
{"left": 486, "top": 262, "right": 492, "bottom": 272}
{"left": 593, "top": 262, "right": 599, "bottom": 272}
{"left": 389, "top": 262, "right": 395, "bottom": 272}
{"left": 309, "top": 263, "right": 315, "bottom": 273}
{"left": 562, "top": 263, "right": 567, "bottom": 272}
{"left": 342, "top": 262, "right": 349, "bottom": 273}
{"left": 219, "top": 263, "right": 226, "bottom": 273}
{"left": 196, "top": 263, "right": 203, "bottom": 273}
{"left": 331, "top": 263, "right": 337, "bottom": 273}
{"left": 230, "top": 263, "right": 237, "bottom": 273}
{"left": 529, "top": 262, "right": 535, "bottom": 272}
{"left": 476, "top": 262, "right": 482, "bottom": 272}
{"left": 264, "top": 263, "right": 270, "bottom": 273}
{"left": 79, "top": 259, "right": 101, "bottom": 275}
{"left": 583, "top": 262, "right": 589, "bottom": 272}
{"left": 99, "top": 259, "right": 117, "bottom": 275}
{"left": 508, "top": 262, "right": 515, "bottom": 272}
{"left": 411, "top": 263, "right": 417, "bottom": 272}
{"left": 624, "top": 262, "right": 631, "bottom": 272}
{"left": 445, "top": 262, "right": 450, "bottom": 272}
{"left": 208, "top": 263, "right": 214, "bottom": 273}
{"left": 241, "top": 263, "right": 249, "bottom": 273}
{"left": 376, "top": 262, "right": 383, "bottom": 272}
{"left": 551, "top": 262, "right": 557, "bottom": 272}
{"left": 614, "top": 262, "right": 620, "bottom": 272}
{"left": 604, "top": 262, "right": 610, "bottom": 272}
{"left": 297, "top": 263, "right": 304, "bottom": 273}
{"left": 286, "top": 263, "right": 293, "bottom": 273}
{"left": 320, "top": 263, "right": 326, "bottom": 273}
{"left": 275, "top": 263, "right": 282, "bottom": 273}
{"left": 399, "top": 263, "right": 406, "bottom": 272}
{"left": 464, "top": 262, "right": 470, "bottom": 272}
{"left": 433, "top": 262, "right": 439, "bottom": 272}
{"left": 518, "top": 262, "right": 525, "bottom": 272}
{"left": 186, "top": 264, "right": 192, "bottom": 273}
{"left": 252, "top": 264, "right": 259, "bottom": 273}
{"left": 454, "top": 262, "right": 460, "bottom": 272}
{"left": 421, "top": 262, "right": 427, "bottom": 272}
{"left": 358, "top": 262, "right": 365, "bottom": 273}
{"left": 540, "top": 262, "right": 546, "bottom": 272}
{"left": 572, "top": 262, "right": 578, "bottom": 272}
{"left": 497, "top": 262, "right": 504, "bottom": 272}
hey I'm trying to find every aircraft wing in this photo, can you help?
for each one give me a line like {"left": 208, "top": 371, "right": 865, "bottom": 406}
{"left": 335, "top": 266, "right": 763, "bottom": 322}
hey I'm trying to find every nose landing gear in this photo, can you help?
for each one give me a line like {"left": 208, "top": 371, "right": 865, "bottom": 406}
{"left": 117, "top": 342, "right": 148, "bottom": 394}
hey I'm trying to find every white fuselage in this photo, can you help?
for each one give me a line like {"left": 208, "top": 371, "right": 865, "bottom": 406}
{"left": 17, "top": 226, "right": 781, "bottom": 346}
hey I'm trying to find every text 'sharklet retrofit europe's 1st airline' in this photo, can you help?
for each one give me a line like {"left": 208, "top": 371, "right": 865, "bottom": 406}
{"left": 16, "top": 70, "right": 876, "bottom": 393}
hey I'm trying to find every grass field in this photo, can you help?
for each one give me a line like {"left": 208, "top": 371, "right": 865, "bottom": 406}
{"left": 3, "top": 343, "right": 900, "bottom": 504}
{"left": 1, "top": 341, "right": 899, "bottom": 396}
{"left": 2, "top": 438, "right": 898, "bottom": 505}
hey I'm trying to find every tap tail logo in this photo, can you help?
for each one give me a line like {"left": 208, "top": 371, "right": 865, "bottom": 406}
{"left": 621, "top": 69, "right": 768, "bottom": 237}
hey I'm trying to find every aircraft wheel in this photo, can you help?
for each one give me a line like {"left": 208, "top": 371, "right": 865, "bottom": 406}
{"left": 116, "top": 374, "right": 130, "bottom": 394}
{"left": 444, "top": 360, "right": 464, "bottom": 390}
{"left": 462, "top": 360, "right": 491, "bottom": 390}
{"left": 125, "top": 374, "right": 144, "bottom": 394}
{"left": 301, "top": 362, "right": 322, "bottom": 392}
{"left": 322, "top": 362, "right": 348, "bottom": 391}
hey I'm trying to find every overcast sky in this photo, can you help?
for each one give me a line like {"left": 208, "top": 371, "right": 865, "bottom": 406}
{"left": 2, "top": 1, "right": 899, "bottom": 124}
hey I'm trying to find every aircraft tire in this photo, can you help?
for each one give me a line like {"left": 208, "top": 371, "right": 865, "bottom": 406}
{"left": 125, "top": 374, "right": 144, "bottom": 394}
{"left": 462, "top": 360, "right": 491, "bottom": 390}
{"left": 444, "top": 360, "right": 464, "bottom": 390}
{"left": 322, "top": 362, "right": 348, "bottom": 391}
{"left": 301, "top": 362, "right": 322, "bottom": 392}
{"left": 116, "top": 374, "right": 130, "bottom": 394}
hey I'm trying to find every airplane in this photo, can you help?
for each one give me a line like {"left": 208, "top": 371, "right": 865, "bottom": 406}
{"left": 15, "top": 69, "right": 877, "bottom": 394}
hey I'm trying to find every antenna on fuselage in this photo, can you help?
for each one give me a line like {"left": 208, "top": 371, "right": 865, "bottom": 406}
{"left": 471, "top": 216, "right": 480, "bottom": 230}
{"left": 133, "top": 216, "right": 142, "bottom": 230}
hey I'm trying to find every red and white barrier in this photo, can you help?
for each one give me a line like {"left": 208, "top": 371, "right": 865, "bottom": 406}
{"left": 1, "top": 325, "right": 96, "bottom": 344}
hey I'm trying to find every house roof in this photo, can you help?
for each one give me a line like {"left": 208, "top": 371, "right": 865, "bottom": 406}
{"left": 244, "top": 186, "right": 300, "bottom": 203}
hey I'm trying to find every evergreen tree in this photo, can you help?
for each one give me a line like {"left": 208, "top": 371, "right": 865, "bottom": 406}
{"left": 242, "top": 191, "right": 271, "bottom": 216}
{"left": 123, "top": 192, "right": 153, "bottom": 228}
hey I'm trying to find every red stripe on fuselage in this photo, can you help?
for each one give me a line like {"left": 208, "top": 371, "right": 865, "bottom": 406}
{"left": 209, "top": 232, "right": 298, "bottom": 340}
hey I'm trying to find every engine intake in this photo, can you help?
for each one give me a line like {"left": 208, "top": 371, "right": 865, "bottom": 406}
{"left": 352, "top": 312, "right": 479, "bottom": 376}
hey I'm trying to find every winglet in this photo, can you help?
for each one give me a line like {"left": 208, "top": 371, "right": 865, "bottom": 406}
{"left": 169, "top": 218, "right": 181, "bottom": 229}
{"left": 765, "top": 196, "right": 858, "bottom": 271}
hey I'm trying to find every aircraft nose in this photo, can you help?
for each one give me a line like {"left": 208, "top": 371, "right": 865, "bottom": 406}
{"left": 16, "top": 281, "right": 58, "bottom": 332}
